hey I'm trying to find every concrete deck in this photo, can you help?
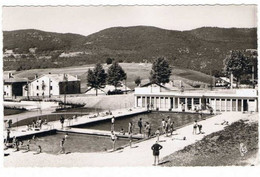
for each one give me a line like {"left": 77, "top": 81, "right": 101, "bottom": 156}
{"left": 4, "top": 111, "right": 258, "bottom": 167}
{"left": 3, "top": 108, "right": 147, "bottom": 139}
{"left": 58, "top": 128, "right": 143, "bottom": 139}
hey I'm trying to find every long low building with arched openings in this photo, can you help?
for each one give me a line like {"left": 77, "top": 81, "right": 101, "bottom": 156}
{"left": 134, "top": 85, "right": 258, "bottom": 113}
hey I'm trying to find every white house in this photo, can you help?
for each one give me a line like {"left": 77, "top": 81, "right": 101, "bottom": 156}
{"left": 24, "top": 73, "right": 81, "bottom": 97}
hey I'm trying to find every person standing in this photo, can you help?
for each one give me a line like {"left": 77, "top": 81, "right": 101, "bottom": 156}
{"left": 8, "top": 119, "right": 12, "bottom": 129}
{"left": 155, "top": 128, "right": 160, "bottom": 142}
{"left": 170, "top": 121, "right": 174, "bottom": 136}
{"left": 128, "top": 122, "right": 133, "bottom": 135}
{"left": 198, "top": 124, "right": 203, "bottom": 134}
{"left": 129, "top": 132, "right": 133, "bottom": 148}
{"left": 161, "top": 119, "right": 166, "bottom": 134}
{"left": 110, "top": 131, "right": 117, "bottom": 151}
{"left": 59, "top": 138, "right": 65, "bottom": 154}
{"left": 60, "top": 116, "right": 65, "bottom": 129}
{"left": 138, "top": 118, "right": 143, "bottom": 134}
{"left": 111, "top": 116, "right": 115, "bottom": 131}
{"left": 151, "top": 141, "right": 163, "bottom": 166}
{"left": 38, "top": 118, "right": 43, "bottom": 129}
{"left": 6, "top": 129, "right": 11, "bottom": 143}
{"left": 193, "top": 120, "right": 198, "bottom": 134}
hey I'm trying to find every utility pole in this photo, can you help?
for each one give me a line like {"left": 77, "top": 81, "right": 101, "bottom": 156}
{"left": 63, "top": 74, "right": 68, "bottom": 107}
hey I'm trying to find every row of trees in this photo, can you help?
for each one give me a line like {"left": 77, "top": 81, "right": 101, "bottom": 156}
{"left": 87, "top": 62, "right": 127, "bottom": 96}
{"left": 88, "top": 57, "right": 172, "bottom": 96}
{"left": 224, "top": 50, "right": 257, "bottom": 87}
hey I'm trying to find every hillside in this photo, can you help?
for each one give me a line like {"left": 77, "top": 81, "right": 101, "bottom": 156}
{"left": 3, "top": 26, "right": 257, "bottom": 74}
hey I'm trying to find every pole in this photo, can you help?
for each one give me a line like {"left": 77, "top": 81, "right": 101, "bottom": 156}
{"left": 252, "top": 65, "right": 255, "bottom": 88}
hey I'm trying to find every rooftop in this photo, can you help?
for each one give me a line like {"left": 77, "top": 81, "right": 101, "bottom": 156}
{"left": 33, "top": 74, "right": 79, "bottom": 83}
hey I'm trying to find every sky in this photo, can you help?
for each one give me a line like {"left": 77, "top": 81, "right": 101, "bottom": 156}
{"left": 2, "top": 5, "right": 257, "bottom": 36}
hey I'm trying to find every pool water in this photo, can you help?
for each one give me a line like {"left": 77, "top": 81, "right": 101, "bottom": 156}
{"left": 21, "top": 132, "right": 131, "bottom": 154}
{"left": 75, "top": 112, "right": 210, "bottom": 135}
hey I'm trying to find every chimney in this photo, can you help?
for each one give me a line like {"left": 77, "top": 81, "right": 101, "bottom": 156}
{"left": 63, "top": 73, "right": 68, "bottom": 81}
{"left": 35, "top": 74, "right": 38, "bottom": 79}
{"left": 8, "top": 73, "right": 13, "bottom": 79}
{"left": 75, "top": 75, "right": 78, "bottom": 80}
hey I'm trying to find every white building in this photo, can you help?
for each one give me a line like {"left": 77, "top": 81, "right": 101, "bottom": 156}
{"left": 24, "top": 73, "right": 81, "bottom": 97}
{"left": 3, "top": 73, "right": 28, "bottom": 99}
{"left": 134, "top": 85, "right": 258, "bottom": 113}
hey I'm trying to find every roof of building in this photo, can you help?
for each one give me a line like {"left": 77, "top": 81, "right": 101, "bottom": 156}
{"left": 31, "top": 74, "right": 79, "bottom": 83}
{"left": 141, "top": 80, "right": 191, "bottom": 91}
{"left": 85, "top": 83, "right": 131, "bottom": 94}
{"left": 135, "top": 87, "right": 258, "bottom": 98}
{"left": 4, "top": 78, "right": 28, "bottom": 84}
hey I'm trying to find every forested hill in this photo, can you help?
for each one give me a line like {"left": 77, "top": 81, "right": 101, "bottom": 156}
{"left": 3, "top": 26, "right": 257, "bottom": 74}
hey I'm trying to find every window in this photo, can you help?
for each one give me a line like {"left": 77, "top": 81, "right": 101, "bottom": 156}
{"left": 137, "top": 96, "right": 141, "bottom": 107}
{"left": 238, "top": 99, "right": 242, "bottom": 111}
{"left": 216, "top": 99, "right": 220, "bottom": 111}
{"left": 37, "top": 93, "right": 39, "bottom": 96}
{"left": 180, "top": 98, "right": 185, "bottom": 104}
{"left": 160, "top": 97, "right": 164, "bottom": 108}
{"left": 221, "top": 99, "right": 225, "bottom": 111}
{"left": 36, "top": 86, "right": 39, "bottom": 90}
{"left": 175, "top": 97, "right": 178, "bottom": 109}
{"left": 50, "top": 86, "right": 53, "bottom": 90}
{"left": 232, "top": 99, "right": 236, "bottom": 111}
{"left": 4, "top": 91, "right": 6, "bottom": 95}
{"left": 194, "top": 98, "right": 200, "bottom": 105}
{"left": 226, "top": 99, "right": 231, "bottom": 111}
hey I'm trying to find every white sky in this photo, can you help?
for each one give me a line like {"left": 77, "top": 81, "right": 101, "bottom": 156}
{"left": 2, "top": 5, "right": 257, "bottom": 36}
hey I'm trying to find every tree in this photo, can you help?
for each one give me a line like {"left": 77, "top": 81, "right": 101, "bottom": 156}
{"left": 150, "top": 57, "right": 172, "bottom": 84}
{"left": 224, "top": 50, "right": 251, "bottom": 87}
{"left": 87, "top": 63, "right": 107, "bottom": 96}
{"left": 134, "top": 76, "right": 141, "bottom": 86}
{"left": 107, "top": 61, "right": 127, "bottom": 90}
{"left": 106, "top": 58, "right": 113, "bottom": 65}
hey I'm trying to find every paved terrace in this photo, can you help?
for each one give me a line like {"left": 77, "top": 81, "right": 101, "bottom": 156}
{"left": 4, "top": 111, "right": 258, "bottom": 167}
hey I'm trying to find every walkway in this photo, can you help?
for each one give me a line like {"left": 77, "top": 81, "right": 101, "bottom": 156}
{"left": 4, "top": 112, "right": 257, "bottom": 167}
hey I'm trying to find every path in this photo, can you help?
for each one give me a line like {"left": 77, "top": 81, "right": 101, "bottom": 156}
{"left": 4, "top": 112, "right": 258, "bottom": 167}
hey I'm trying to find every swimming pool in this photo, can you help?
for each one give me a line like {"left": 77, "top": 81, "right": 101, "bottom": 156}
{"left": 19, "top": 132, "right": 131, "bottom": 154}
{"left": 75, "top": 112, "right": 210, "bottom": 134}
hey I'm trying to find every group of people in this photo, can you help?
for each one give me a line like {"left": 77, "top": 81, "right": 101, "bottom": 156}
{"left": 4, "top": 134, "right": 42, "bottom": 155}
{"left": 161, "top": 116, "right": 175, "bottom": 137}
{"left": 193, "top": 120, "right": 203, "bottom": 134}
{"left": 26, "top": 118, "right": 47, "bottom": 131}
{"left": 60, "top": 115, "right": 78, "bottom": 129}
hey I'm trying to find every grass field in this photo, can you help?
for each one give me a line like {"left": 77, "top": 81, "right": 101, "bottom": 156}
{"left": 4, "top": 63, "right": 214, "bottom": 92}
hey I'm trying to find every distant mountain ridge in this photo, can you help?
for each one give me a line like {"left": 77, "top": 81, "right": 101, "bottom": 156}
{"left": 3, "top": 26, "right": 257, "bottom": 74}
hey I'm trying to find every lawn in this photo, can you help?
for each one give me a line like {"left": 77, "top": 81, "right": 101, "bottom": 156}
{"left": 161, "top": 119, "right": 258, "bottom": 166}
